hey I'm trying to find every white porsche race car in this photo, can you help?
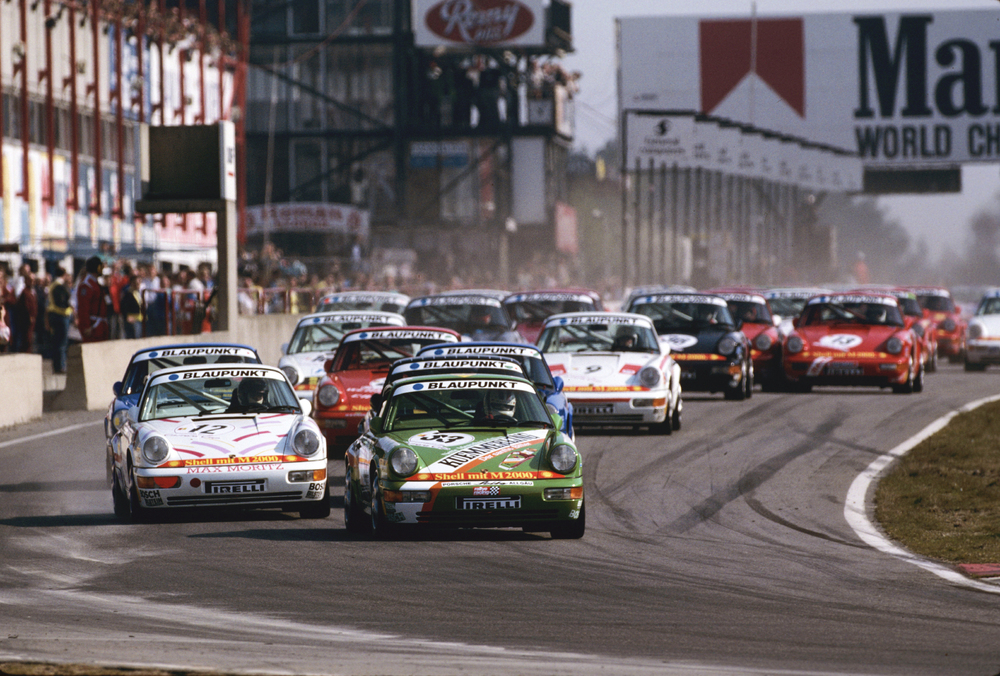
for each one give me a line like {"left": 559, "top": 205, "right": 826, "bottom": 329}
{"left": 109, "top": 364, "right": 328, "bottom": 522}
{"left": 536, "top": 312, "right": 682, "bottom": 433}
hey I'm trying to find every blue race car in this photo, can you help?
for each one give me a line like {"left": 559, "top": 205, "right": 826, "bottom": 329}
{"left": 416, "top": 341, "right": 574, "bottom": 439}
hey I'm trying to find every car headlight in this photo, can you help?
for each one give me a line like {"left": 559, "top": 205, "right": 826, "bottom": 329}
{"left": 786, "top": 335, "right": 804, "bottom": 354}
{"left": 638, "top": 365, "right": 661, "bottom": 388}
{"left": 754, "top": 332, "right": 773, "bottom": 351}
{"left": 280, "top": 364, "right": 300, "bottom": 386}
{"left": 142, "top": 436, "right": 170, "bottom": 464}
{"left": 886, "top": 336, "right": 904, "bottom": 354}
{"left": 389, "top": 447, "right": 419, "bottom": 477}
{"left": 548, "top": 444, "right": 579, "bottom": 474}
{"left": 717, "top": 335, "right": 738, "bottom": 356}
{"left": 293, "top": 428, "right": 321, "bottom": 457}
{"left": 942, "top": 318, "right": 956, "bottom": 332}
{"left": 111, "top": 408, "right": 128, "bottom": 432}
{"left": 317, "top": 384, "right": 341, "bottom": 407}
{"left": 968, "top": 323, "right": 985, "bottom": 339}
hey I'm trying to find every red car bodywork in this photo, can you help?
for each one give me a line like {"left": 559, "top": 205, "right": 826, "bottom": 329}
{"left": 908, "top": 286, "right": 967, "bottom": 362}
{"left": 782, "top": 293, "right": 923, "bottom": 393}
{"left": 311, "top": 326, "right": 461, "bottom": 450}
{"left": 502, "top": 289, "right": 604, "bottom": 344}
{"left": 708, "top": 289, "right": 782, "bottom": 389}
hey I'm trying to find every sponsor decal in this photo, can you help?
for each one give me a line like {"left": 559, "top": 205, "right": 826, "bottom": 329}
{"left": 798, "top": 351, "right": 882, "bottom": 359}
{"left": 663, "top": 334, "right": 699, "bottom": 350}
{"left": 434, "top": 431, "right": 539, "bottom": 469}
{"left": 499, "top": 449, "right": 534, "bottom": 469}
{"left": 306, "top": 313, "right": 397, "bottom": 325}
{"left": 345, "top": 329, "right": 456, "bottom": 342}
{"left": 395, "top": 359, "right": 522, "bottom": 375}
{"left": 428, "top": 345, "right": 537, "bottom": 357}
{"left": 206, "top": 480, "right": 266, "bottom": 494}
{"left": 472, "top": 486, "right": 501, "bottom": 496}
{"left": 173, "top": 423, "right": 235, "bottom": 436}
{"left": 423, "top": 0, "right": 536, "bottom": 46}
{"left": 564, "top": 385, "right": 644, "bottom": 392}
{"left": 508, "top": 292, "right": 593, "bottom": 303}
{"left": 396, "top": 379, "right": 534, "bottom": 395}
{"left": 162, "top": 455, "right": 309, "bottom": 468}
{"left": 141, "top": 347, "right": 254, "bottom": 360}
{"left": 817, "top": 334, "right": 864, "bottom": 351}
{"left": 671, "top": 353, "right": 727, "bottom": 361}
{"left": 807, "top": 357, "right": 832, "bottom": 377}
{"left": 432, "top": 480, "right": 533, "bottom": 487}
{"left": 417, "top": 296, "right": 500, "bottom": 306}
{"left": 633, "top": 295, "right": 728, "bottom": 307}
{"left": 808, "top": 295, "right": 896, "bottom": 306}
{"left": 408, "top": 431, "right": 476, "bottom": 449}
{"left": 716, "top": 293, "right": 766, "bottom": 304}
{"left": 175, "top": 369, "right": 272, "bottom": 381}
{"left": 306, "top": 481, "right": 325, "bottom": 499}
{"left": 550, "top": 315, "right": 646, "bottom": 326}
{"left": 700, "top": 18, "right": 805, "bottom": 117}
{"left": 414, "top": 470, "right": 563, "bottom": 481}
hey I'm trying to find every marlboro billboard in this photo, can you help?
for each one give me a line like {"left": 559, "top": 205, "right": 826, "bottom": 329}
{"left": 619, "top": 10, "right": 1000, "bottom": 166}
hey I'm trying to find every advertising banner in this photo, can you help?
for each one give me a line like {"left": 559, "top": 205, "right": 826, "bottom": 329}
{"left": 413, "top": 0, "right": 546, "bottom": 48}
{"left": 619, "top": 10, "right": 1000, "bottom": 166}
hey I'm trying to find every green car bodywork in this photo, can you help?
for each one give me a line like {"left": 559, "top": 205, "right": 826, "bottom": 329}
{"left": 344, "top": 373, "right": 585, "bottom": 539}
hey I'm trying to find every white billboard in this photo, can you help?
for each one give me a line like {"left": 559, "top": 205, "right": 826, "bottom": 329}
{"left": 619, "top": 10, "right": 1000, "bottom": 166}
{"left": 413, "top": 0, "right": 546, "bottom": 49}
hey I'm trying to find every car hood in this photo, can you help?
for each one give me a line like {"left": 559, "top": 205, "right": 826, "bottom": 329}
{"left": 543, "top": 352, "right": 664, "bottom": 390}
{"left": 658, "top": 327, "right": 731, "bottom": 354}
{"left": 379, "top": 427, "right": 570, "bottom": 481}
{"left": 969, "top": 314, "right": 1000, "bottom": 338}
{"left": 279, "top": 352, "right": 331, "bottom": 384}
{"left": 137, "top": 413, "right": 318, "bottom": 465}
{"left": 795, "top": 324, "right": 903, "bottom": 354}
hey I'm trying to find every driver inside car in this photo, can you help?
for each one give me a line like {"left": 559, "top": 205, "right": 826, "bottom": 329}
{"left": 227, "top": 377, "right": 269, "bottom": 412}
{"left": 475, "top": 389, "right": 517, "bottom": 422}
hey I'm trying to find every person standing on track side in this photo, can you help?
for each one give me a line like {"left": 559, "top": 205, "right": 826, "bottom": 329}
{"left": 76, "top": 256, "right": 110, "bottom": 343}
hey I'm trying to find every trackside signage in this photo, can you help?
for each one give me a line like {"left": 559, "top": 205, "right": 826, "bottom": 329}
{"left": 618, "top": 10, "right": 1000, "bottom": 165}
{"left": 412, "top": 0, "right": 545, "bottom": 48}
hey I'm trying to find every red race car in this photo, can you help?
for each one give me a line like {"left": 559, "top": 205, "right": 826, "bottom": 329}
{"left": 312, "top": 326, "right": 461, "bottom": 452}
{"left": 707, "top": 289, "right": 783, "bottom": 391}
{"left": 782, "top": 292, "right": 923, "bottom": 394}
{"left": 501, "top": 289, "right": 604, "bottom": 344}
{"left": 908, "top": 285, "right": 967, "bottom": 363}
{"left": 852, "top": 287, "right": 938, "bottom": 373}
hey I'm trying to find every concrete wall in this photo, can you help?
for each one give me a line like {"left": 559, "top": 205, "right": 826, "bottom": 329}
{"left": 46, "top": 313, "right": 302, "bottom": 413}
{"left": 0, "top": 354, "right": 44, "bottom": 428}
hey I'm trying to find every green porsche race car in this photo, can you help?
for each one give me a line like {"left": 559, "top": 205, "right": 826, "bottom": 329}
{"left": 344, "top": 372, "right": 584, "bottom": 539}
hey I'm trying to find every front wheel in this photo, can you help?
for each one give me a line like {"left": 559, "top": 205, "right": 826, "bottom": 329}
{"left": 344, "top": 460, "right": 370, "bottom": 534}
{"left": 965, "top": 361, "right": 987, "bottom": 372}
{"left": 550, "top": 502, "right": 586, "bottom": 540}
{"left": 369, "top": 468, "right": 397, "bottom": 539}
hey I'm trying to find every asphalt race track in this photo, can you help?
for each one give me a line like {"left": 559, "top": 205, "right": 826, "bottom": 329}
{"left": 2, "top": 364, "right": 1000, "bottom": 676}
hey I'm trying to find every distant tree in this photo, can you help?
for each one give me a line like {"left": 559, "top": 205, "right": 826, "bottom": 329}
{"left": 960, "top": 210, "right": 1000, "bottom": 286}
{"left": 817, "top": 194, "right": 912, "bottom": 284}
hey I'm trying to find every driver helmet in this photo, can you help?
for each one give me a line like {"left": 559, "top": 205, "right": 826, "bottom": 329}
{"left": 614, "top": 327, "right": 638, "bottom": 349}
{"left": 237, "top": 377, "right": 268, "bottom": 405}
{"left": 484, "top": 390, "right": 516, "bottom": 418}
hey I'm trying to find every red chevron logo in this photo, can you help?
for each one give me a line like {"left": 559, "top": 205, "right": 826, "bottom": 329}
{"left": 699, "top": 18, "right": 805, "bottom": 118}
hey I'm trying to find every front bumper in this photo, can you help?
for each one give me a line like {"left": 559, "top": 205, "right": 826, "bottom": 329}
{"left": 382, "top": 478, "right": 584, "bottom": 528}
{"left": 783, "top": 353, "right": 910, "bottom": 386}
{"left": 564, "top": 390, "right": 668, "bottom": 425}
{"left": 965, "top": 339, "right": 1000, "bottom": 365}
{"left": 134, "top": 461, "right": 328, "bottom": 509}
{"left": 674, "top": 356, "right": 745, "bottom": 393}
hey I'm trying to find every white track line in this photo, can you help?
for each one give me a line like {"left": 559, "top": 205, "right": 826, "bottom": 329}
{"left": 0, "top": 419, "right": 103, "bottom": 450}
{"left": 844, "top": 394, "right": 1000, "bottom": 594}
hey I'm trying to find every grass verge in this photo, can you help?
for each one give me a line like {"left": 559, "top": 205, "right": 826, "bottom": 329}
{"left": 875, "top": 399, "right": 1000, "bottom": 564}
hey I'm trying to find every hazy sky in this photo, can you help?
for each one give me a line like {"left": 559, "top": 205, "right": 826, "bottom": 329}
{"left": 562, "top": 0, "right": 1000, "bottom": 261}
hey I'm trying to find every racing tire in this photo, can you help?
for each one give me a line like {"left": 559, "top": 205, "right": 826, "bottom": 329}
{"left": 926, "top": 349, "right": 938, "bottom": 373}
{"left": 112, "top": 472, "right": 130, "bottom": 521}
{"left": 650, "top": 406, "right": 673, "bottom": 435}
{"left": 671, "top": 403, "right": 682, "bottom": 432}
{"left": 724, "top": 364, "right": 748, "bottom": 401}
{"left": 344, "top": 462, "right": 370, "bottom": 535}
{"left": 892, "top": 357, "right": 916, "bottom": 394}
{"left": 964, "top": 361, "right": 987, "bottom": 372}
{"left": 105, "top": 444, "right": 114, "bottom": 489}
{"left": 125, "top": 465, "right": 152, "bottom": 523}
{"left": 745, "top": 364, "right": 754, "bottom": 399}
{"left": 369, "top": 469, "right": 397, "bottom": 540}
{"left": 550, "top": 502, "right": 586, "bottom": 540}
{"left": 298, "top": 483, "right": 331, "bottom": 519}
{"left": 913, "top": 363, "right": 925, "bottom": 393}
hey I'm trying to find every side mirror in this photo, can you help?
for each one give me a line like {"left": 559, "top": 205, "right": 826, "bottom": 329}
{"left": 112, "top": 381, "right": 123, "bottom": 396}
{"left": 298, "top": 398, "right": 312, "bottom": 416}
{"left": 733, "top": 318, "right": 744, "bottom": 331}
{"left": 792, "top": 317, "right": 800, "bottom": 328}
{"left": 369, "top": 416, "right": 383, "bottom": 435}
{"left": 552, "top": 375, "right": 564, "bottom": 393}
{"left": 370, "top": 393, "right": 384, "bottom": 412}
{"left": 280, "top": 342, "right": 289, "bottom": 355}
{"left": 126, "top": 406, "right": 139, "bottom": 424}
{"left": 549, "top": 411, "right": 564, "bottom": 431}
{"left": 324, "top": 358, "right": 334, "bottom": 373}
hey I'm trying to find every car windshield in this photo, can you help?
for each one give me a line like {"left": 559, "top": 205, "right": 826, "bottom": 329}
{"left": 122, "top": 351, "right": 258, "bottom": 395}
{"left": 725, "top": 300, "right": 772, "bottom": 324}
{"left": 916, "top": 295, "right": 954, "bottom": 313}
{"left": 630, "top": 302, "right": 736, "bottom": 333}
{"left": 976, "top": 297, "right": 1000, "bottom": 316}
{"left": 404, "top": 302, "right": 513, "bottom": 333}
{"left": 287, "top": 320, "right": 397, "bottom": 354}
{"left": 139, "top": 374, "right": 301, "bottom": 420}
{"left": 505, "top": 298, "right": 596, "bottom": 323}
{"left": 767, "top": 296, "right": 809, "bottom": 317}
{"left": 316, "top": 299, "right": 406, "bottom": 313}
{"left": 382, "top": 383, "right": 551, "bottom": 431}
{"left": 800, "top": 301, "right": 905, "bottom": 327}
{"left": 334, "top": 337, "right": 453, "bottom": 371}
{"left": 537, "top": 321, "right": 660, "bottom": 354}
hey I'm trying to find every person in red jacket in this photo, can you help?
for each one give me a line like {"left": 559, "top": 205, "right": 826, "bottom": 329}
{"left": 76, "top": 256, "right": 110, "bottom": 342}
